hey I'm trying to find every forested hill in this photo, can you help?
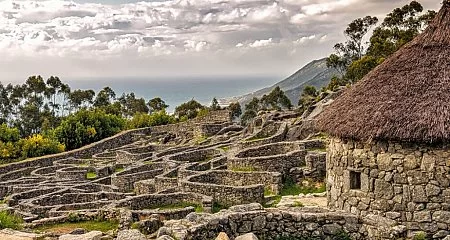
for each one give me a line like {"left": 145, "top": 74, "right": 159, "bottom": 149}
{"left": 229, "top": 58, "right": 339, "bottom": 108}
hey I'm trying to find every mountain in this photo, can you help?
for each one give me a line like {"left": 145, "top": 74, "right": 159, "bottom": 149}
{"left": 225, "top": 58, "right": 339, "bottom": 107}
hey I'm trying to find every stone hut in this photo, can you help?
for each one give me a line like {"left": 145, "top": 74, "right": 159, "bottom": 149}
{"left": 316, "top": 1, "right": 450, "bottom": 237}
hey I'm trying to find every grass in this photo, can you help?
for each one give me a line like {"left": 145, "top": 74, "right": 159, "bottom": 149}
{"left": 231, "top": 166, "right": 256, "bottom": 172}
{"left": 0, "top": 211, "right": 23, "bottom": 230}
{"left": 219, "top": 146, "right": 230, "bottom": 152}
{"left": 308, "top": 148, "right": 327, "bottom": 152}
{"left": 35, "top": 220, "right": 119, "bottom": 234}
{"left": 86, "top": 172, "right": 97, "bottom": 179}
{"left": 292, "top": 201, "right": 304, "bottom": 207}
{"left": 413, "top": 232, "right": 428, "bottom": 240}
{"left": 263, "top": 195, "right": 282, "bottom": 208}
{"left": 280, "top": 177, "right": 326, "bottom": 196}
{"left": 152, "top": 202, "right": 204, "bottom": 213}
{"left": 114, "top": 167, "right": 124, "bottom": 173}
{"left": 194, "top": 135, "right": 208, "bottom": 145}
{"left": 264, "top": 187, "right": 275, "bottom": 196}
{"left": 212, "top": 202, "right": 227, "bottom": 213}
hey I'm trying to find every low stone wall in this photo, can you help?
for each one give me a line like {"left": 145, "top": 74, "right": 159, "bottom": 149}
{"left": 327, "top": 137, "right": 450, "bottom": 239}
{"left": 112, "top": 192, "right": 212, "bottom": 212}
{"left": 195, "top": 122, "right": 231, "bottom": 137}
{"left": 181, "top": 170, "right": 277, "bottom": 206}
{"left": 163, "top": 204, "right": 406, "bottom": 240}
{"left": 229, "top": 142, "right": 307, "bottom": 174}
{"left": 239, "top": 122, "right": 288, "bottom": 149}
{"left": 111, "top": 164, "right": 166, "bottom": 192}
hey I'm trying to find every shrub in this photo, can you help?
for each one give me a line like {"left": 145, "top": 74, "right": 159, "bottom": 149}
{"left": 55, "top": 109, "right": 125, "bottom": 150}
{"left": 17, "top": 134, "right": 65, "bottom": 159}
{"left": 0, "top": 211, "right": 23, "bottom": 230}
{"left": 126, "top": 111, "right": 175, "bottom": 129}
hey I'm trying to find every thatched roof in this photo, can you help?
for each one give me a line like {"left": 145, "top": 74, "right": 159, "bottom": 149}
{"left": 316, "top": 1, "right": 450, "bottom": 143}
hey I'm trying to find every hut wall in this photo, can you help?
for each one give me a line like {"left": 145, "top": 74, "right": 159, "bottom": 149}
{"left": 327, "top": 138, "right": 450, "bottom": 238}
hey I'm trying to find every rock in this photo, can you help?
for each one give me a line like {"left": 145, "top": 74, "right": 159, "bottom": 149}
{"left": 0, "top": 229, "right": 42, "bottom": 240}
{"left": 215, "top": 232, "right": 230, "bottom": 240}
{"left": 235, "top": 233, "right": 259, "bottom": 240}
{"left": 156, "top": 227, "right": 171, "bottom": 238}
{"left": 228, "top": 203, "right": 263, "bottom": 212}
{"left": 185, "top": 212, "right": 198, "bottom": 222}
{"left": 69, "top": 228, "right": 86, "bottom": 235}
{"left": 116, "top": 229, "right": 146, "bottom": 240}
{"left": 156, "top": 236, "right": 174, "bottom": 240}
{"left": 59, "top": 231, "right": 103, "bottom": 240}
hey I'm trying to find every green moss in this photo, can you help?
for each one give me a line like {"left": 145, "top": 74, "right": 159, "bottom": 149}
{"left": 130, "top": 222, "right": 140, "bottom": 229}
{"left": 231, "top": 166, "right": 256, "bottom": 172}
{"left": 413, "top": 232, "right": 428, "bottom": 240}
{"left": 114, "top": 167, "right": 124, "bottom": 173}
{"left": 0, "top": 210, "right": 23, "bottom": 230}
{"left": 35, "top": 220, "right": 119, "bottom": 233}
{"left": 86, "top": 172, "right": 97, "bottom": 179}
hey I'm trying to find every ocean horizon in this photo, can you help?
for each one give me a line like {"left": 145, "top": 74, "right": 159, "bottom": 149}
{"left": 67, "top": 76, "right": 280, "bottom": 112}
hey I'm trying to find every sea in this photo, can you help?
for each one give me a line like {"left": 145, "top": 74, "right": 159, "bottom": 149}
{"left": 67, "top": 76, "right": 279, "bottom": 113}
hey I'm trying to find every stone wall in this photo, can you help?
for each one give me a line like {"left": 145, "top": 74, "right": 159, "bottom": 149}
{"left": 163, "top": 204, "right": 406, "bottom": 240}
{"left": 327, "top": 137, "right": 450, "bottom": 239}
{"left": 181, "top": 170, "right": 282, "bottom": 206}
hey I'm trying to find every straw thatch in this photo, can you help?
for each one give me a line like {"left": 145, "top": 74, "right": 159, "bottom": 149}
{"left": 316, "top": 1, "right": 450, "bottom": 143}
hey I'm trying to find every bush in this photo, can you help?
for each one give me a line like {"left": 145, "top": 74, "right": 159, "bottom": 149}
{"left": 126, "top": 111, "right": 175, "bottom": 129}
{"left": 55, "top": 109, "right": 125, "bottom": 150}
{"left": 0, "top": 211, "right": 23, "bottom": 230}
{"left": 17, "top": 134, "right": 65, "bottom": 159}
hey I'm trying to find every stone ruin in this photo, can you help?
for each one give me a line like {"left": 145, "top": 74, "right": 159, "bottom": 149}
{"left": 0, "top": 109, "right": 438, "bottom": 240}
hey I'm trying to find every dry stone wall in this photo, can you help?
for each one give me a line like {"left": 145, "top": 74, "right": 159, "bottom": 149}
{"left": 327, "top": 137, "right": 450, "bottom": 238}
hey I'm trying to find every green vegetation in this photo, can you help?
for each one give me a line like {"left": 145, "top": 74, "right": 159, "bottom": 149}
{"left": 212, "top": 202, "right": 227, "bottom": 213}
{"left": 241, "top": 87, "right": 292, "bottom": 125}
{"left": 231, "top": 166, "right": 256, "bottom": 172}
{"left": 194, "top": 135, "right": 208, "bottom": 145}
{"left": 413, "top": 232, "right": 428, "bottom": 240}
{"left": 264, "top": 187, "right": 275, "bottom": 196}
{"left": 292, "top": 201, "right": 304, "bottom": 208}
{"left": 299, "top": 1, "right": 436, "bottom": 112}
{"left": 86, "top": 171, "right": 97, "bottom": 179}
{"left": 114, "top": 167, "right": 124, "bottom": 173}
{"left": 219, "top": 146, "right": 230, "bottom": 152}
{"left": 125, "top": 110, "right": 176, "bottom": 129}
{"left": 263, "top": 195, "right": 282, "bottom": 208}
{"left": 228, "top": 102, "right": 242, "bottom": 120}
{"left": 35, "top": 220, "right": 119, "bottom": 234}
{"left": 174, "top": 99, "right": 206, "bottom": 120}
{"left": 0, "top": 211, "right": 23, "bottom": 230}
{"left": 281, "top": 177, "right": 326, "bottom": 196}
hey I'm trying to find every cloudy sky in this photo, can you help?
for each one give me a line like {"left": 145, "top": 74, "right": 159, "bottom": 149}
{"left": 0, "top": 0, "right": 441, "bottom": 83}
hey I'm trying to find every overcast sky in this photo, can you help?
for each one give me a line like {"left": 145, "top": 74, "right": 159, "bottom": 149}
{"left": 0, "top": 0, "right": 441, "bottom": 84}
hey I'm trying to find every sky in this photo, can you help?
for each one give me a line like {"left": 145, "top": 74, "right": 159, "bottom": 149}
{"left": 0, "top": 0, "right": 442, "bottom": 84}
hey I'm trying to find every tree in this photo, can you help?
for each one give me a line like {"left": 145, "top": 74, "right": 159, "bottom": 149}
{"left": 147, "top": 97, "right": 169, "bottom": 114}
{"left": 174, "top": 99, "right": 205, "bottom": 119}
{"left": 298, "top": 86, "right": 318, "bottom": 113}
{"left": 54, "top": 109, "right": 125, "bottom": 150}
{"left": 367, "top": 1, "right": 436, "bottom": 59}
{"left": 69, "top": 89, "right": 95, "bottom": 112}
{"left": 240, "top": 97, "right": 260, "bottom": 126}
{"left": 210, "top": 97, "right": 221, "bottom": 111}
{"left": 327, "top": 16, "right": 378, "bottom": 74}
{"left": 228, "top": 102, "right": 242, "bottom": 119}
{"left": 261, "top": 87, "right": 292, "bottom": 110}
{"left": 118, "top": 93, "right": 149, "bottom": 117}
{"left": 45, "top": 76, "right": 62, "bottom": 115}
{"left": 94, "top": 87, "right": 116, "bottom": 108}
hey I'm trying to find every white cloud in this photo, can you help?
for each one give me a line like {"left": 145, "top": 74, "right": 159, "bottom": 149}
{"left": 0, "top": 0, "right": 441, "bottom": 83}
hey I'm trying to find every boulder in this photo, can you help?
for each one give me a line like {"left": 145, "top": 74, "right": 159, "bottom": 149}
{"left": 59, "top": 231, "right": 103, "bottom": 240}
{"left": 228, "top": 203, "right": 263, "bottom": 212}
{"left": 235, "top": 233, "right": 258, "bottom": 240}
{"left": 116, "top": 229, "right": 146, "bottom": 240}
{"left": 215, "top": 232, "right": 230, "bottom": 240}
{"left": 0, "top": 229, "right": 42, "bottom": 240}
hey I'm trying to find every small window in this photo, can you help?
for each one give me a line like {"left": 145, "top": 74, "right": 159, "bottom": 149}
{"left": 350, "top": 171, "right": 361, "bottom": 190}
